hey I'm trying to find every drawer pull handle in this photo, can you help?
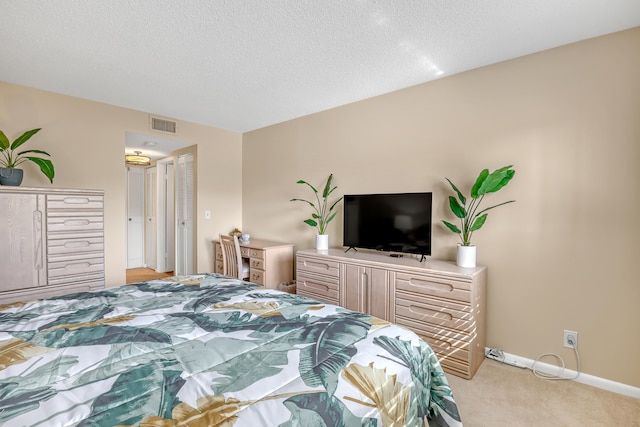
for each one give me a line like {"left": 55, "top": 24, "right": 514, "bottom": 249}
{"left": 305, "top": 261, "right": 332, "bottom": 271}
{"left": 62, "top": 197, "right": 91, "bottom": 205}
{"left": 408, "top": 305, "right": 453, "bottom": 321}
{"left": 64, "top": 219, "right": 90, "bottom": 227}
{"left": 64, "top": 241, "right": 91, "bottom": 248}
{"left": 407, "top": 279, "right": 454, "bottom": 293}
{"left": 304, "top": 282, "right": 329, "bottom": 292}
{"left": 65, "top": 262, "right": 91, "bottom": 270}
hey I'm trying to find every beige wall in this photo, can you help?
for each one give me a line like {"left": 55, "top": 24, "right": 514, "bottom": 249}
{"left": 0, "top": 82, "right": 243, "bottom": 286}
{"left": 243, "top": 28, "right": 640, "bottom": 387}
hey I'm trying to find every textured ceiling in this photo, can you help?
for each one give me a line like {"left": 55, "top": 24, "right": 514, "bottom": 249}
{"left": 2, "top": 0, "right": 640, "bottom": 134}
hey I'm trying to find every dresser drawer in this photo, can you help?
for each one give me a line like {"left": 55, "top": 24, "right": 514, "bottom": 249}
{"left": 249, "top": 248, "right": 265, "bottom": 259}
{"left": 47, "top": 194, "right": 104, "bottom": 210}
{"left": 399, "top": 320, "right": 471, "bottom": 364}
{"left": 249, "top": 258, "right": 264, "bottom": 270}
{"left": 296, "top": 272, "right": 340, "bottom": 304}
{"left": 297, "top": 256, "right": 340, "bottom": 278}
{"left": 395, "top": 293, "right": 471, "bottom": 332}
{"left": 48, "top": 234, "right": 104, "bottom": 255}
{"left": 249, "top": 269, "right": 264, "bottom": 285}
{"left": 48, "top": 253, "right": 105, "bottom": 279}
{"left": 47, "top": 214, "right": 104, "bottom": 233}
{"left": 215, "top": 260, "right": 223, "bottom": 274}
{"left": 395, "top": 272, "right": 471, "bottom": 303}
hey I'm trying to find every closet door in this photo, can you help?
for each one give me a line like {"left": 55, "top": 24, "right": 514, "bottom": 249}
{"left": 145, "top": 166, "right": 158, "bottom": 270}
{"left": 175, "top": 153, "right": 194, "bottom": 275}
{"left": 126, "top": 167, "right": 145, "bottom": 268}
{"left": 156, "top": 159, "right": 175, "bottom": 273}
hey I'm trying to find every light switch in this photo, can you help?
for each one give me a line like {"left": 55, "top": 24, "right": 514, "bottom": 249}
{"left": 205, "top": 210, "right": 211, "bottom": 220}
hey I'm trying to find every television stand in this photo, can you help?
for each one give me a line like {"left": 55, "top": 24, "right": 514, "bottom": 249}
{"left": 344, "top": 246, "right": 358, "bottom": 253}
{"left": 295, "top": 248, "right": 487, "bottom": 379}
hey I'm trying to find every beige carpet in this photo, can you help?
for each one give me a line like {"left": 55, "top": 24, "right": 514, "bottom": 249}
{"left": 445, "top": 359, "right": 640, "bottom": 426}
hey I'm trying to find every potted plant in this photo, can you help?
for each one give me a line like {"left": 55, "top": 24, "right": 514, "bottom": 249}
{"left": 291, "top": 173, "right": 343, "bottom": 250}
{"left": 0, "top": 128, "right": 55, "bottom": 186}
{"left": 442, "top": 165, "right": 515, "bottom": 267}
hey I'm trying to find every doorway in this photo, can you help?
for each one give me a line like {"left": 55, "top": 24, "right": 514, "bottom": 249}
{"left": 125, "top": 131, "right": 195, "bottom": 277}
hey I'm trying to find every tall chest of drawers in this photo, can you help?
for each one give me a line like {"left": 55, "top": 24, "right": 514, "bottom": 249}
{"left": 0, "top": 187, "right": 105, "bottom": 304}
{"left": 296, "top": 248, "right": 487, "bottom": 379}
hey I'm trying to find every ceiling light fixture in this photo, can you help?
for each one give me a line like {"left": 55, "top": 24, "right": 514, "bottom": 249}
{"left": 125, "top": 150, "right": 151, "bottom": 166}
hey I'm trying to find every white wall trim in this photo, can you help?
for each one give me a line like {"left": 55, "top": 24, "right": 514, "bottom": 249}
{"left": 484, "top": 348, "right": 640, "bottom": 399}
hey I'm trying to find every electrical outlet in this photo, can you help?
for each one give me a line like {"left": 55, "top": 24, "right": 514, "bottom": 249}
{"left": 564, "top": 330, "right": 578, "bottom": 349}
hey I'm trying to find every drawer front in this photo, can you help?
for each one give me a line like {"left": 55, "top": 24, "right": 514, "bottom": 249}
{"left": 297, "top": 256, "right": 340, "bottom": 278}
{"left": 47, "top": 215, "right": 104, "bottom": 233}
{"left": 48, "top": 235, "right": 104, "bottom": 255}
{"left": 296, "top": 272, "right": 340, "bottom": 303}
{"left": 296, "top": 289, "right": 338, "bottom": 306}
{"left": 47, "top": 194, "right": 104, "bottom": 210}
{"left": 215, "top": 260, "right": 223, "bottom": 274}
{"left": 249, "top": 258, "right": 264, "bottom": 270}
{"left": 400, "top": 321, "right": 471, "bottom": 365}
{"left": 249, "top": 269, "right": 264, "bottom": 285}
{"left": 48, "top": 253, "right": 105, "bottom": 279}
{"left": 249, "top": 249, "right": 265, "bottom": 260}
{"left": 395, "top": 272, "right": 471, "bottom": 303}
{"left": 395, "top": 294, "right": 471, "bottom": 332}
{"left": 240, "top": 247, "right": 250, "bottom": 258}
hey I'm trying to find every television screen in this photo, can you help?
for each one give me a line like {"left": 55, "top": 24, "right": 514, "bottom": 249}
{"left": 343, "top": 192, "right": 432, "bottom": 256}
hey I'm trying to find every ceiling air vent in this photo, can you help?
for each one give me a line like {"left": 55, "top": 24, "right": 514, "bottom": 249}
{"left": 150, "top": 116, "right": 178, "bottom": 134}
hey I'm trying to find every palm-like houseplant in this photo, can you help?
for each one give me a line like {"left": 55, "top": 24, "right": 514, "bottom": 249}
{"left": 291, "top": 173, "right": 343, "bottom": 249}
{"left": 0, "top": 128, "right": 55, "bottom": 184}
{"left": 443, "top": 165, "right": 515, "bottom": 247}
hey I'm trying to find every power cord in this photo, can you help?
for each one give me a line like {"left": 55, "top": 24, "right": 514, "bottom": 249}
{"left": 485, "top": 344, "right": 581, "bottom": 380}
{"left": 531, "top": 343, "right": 581, "bottom": 380}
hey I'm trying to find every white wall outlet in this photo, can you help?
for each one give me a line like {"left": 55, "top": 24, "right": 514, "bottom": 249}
{"left": 564, "top": 330, "right": 578, "bottom": 349}
{"left": 204, "top": 210, "right": 211, "bottom": 220}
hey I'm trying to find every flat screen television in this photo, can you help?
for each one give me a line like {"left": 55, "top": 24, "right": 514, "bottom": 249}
{"left": 343, "top": 192, "right": 432, "bottom": 258}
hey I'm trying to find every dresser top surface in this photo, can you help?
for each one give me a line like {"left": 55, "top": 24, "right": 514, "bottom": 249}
{"left": 297, "top": 248, "right": 486, "bottom": 275}
{"left": 0, "top": 186, "right": 104, "bottom": 195}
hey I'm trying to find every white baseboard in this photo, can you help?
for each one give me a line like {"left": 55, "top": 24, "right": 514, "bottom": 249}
{"left": 484, "top": 347, "right": 640, "bottom": 399}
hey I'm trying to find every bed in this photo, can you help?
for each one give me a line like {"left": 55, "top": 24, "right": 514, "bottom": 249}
{"left": 0, "top": 273, "right": 462, "bottom": 426}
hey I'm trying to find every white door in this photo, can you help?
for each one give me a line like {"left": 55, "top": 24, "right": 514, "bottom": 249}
{"left": 145, "top": 166, "right": 157, "bottom": 270}
{"left": 126, "top": 167, "right": 145, "bottom": 268}
{"left": 175, "top": 153, "right": 195, "bottom": 275}
{"left": 156, "top": 159, "right": 175, "bottom": 273}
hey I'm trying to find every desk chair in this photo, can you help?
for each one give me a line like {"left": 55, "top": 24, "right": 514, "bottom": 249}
{"left": 219, "top": 234, "right": 250, "bottom": 280}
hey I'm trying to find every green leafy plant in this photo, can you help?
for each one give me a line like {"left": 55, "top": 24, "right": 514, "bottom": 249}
{"left": 443, "top": 165, "right": 515, "bottom": 246}
{"left": 0, "top": 128, "right": 55, "bottom": 183}
{"left": 291, "top": 173, "right": 343, "bottom": 235}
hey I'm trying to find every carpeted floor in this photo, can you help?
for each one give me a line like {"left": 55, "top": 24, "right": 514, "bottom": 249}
{"left": 445, "top": 359, "right": 640, "bottom": 426}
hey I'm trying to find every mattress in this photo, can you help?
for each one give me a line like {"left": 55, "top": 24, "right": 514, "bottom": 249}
{"left": 0, "top": 273, "right": 462, "bottom": 426}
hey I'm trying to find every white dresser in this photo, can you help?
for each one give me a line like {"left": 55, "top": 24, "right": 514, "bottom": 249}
{"left": 0, "top": 186, "right": 105, "bottom": 304}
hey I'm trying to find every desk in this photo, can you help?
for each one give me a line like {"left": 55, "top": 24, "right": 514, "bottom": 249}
{"left": 213, "top": 238, "right": 294, "bottom": 289}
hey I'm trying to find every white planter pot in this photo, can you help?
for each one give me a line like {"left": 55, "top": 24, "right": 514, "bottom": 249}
{"left": 316, "top": 234, "right": 329, "bottom": 251}
{"left": 457, "top": 245, "right": 476, "bottom": 268}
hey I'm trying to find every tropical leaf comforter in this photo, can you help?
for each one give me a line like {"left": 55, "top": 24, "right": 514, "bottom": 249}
{"left": 0, "top": 273, "right": 462, "bottom": 427}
